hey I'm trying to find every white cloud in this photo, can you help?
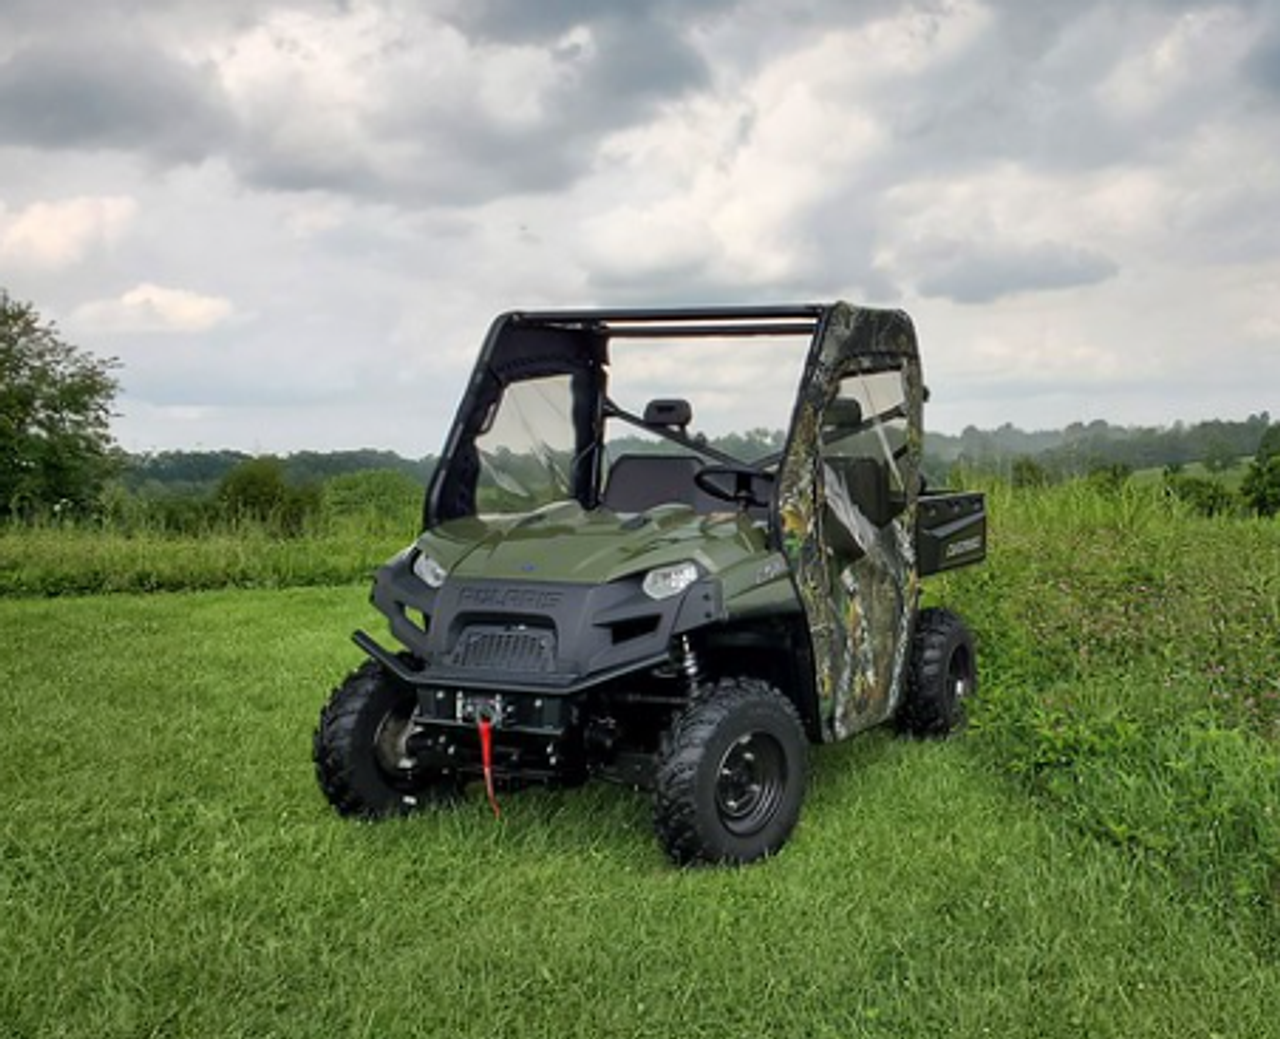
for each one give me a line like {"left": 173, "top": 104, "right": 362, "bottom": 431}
{"left": 2, "top": 0, "right": 1277, "bottom": 451}
{"left": 0, "top": 195, "right": 137, "bottom": 269}
{"left": 74, "top": 283, "right": 236, "bottom": 334}
{"left": 1097, "top": 7, "right": 1253, "bottom": 118}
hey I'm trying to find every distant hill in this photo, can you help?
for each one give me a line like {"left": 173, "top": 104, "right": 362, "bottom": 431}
{"left": 925, "top": 412, "right": 1272, "bottom": 480}
{"left": 122, "top": 449, "right": 437, "bottom": 496}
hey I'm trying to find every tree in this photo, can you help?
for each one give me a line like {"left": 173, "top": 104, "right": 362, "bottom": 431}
{"left": 218, "top": 456, "right": 290, "bottom": 520}
{"left": 1011, "top": 456, "right": 1049, "bottom": 489}
{"left": 1, "top": 290, "right": 120, "bottom": 515}
{"left": 217, "top": 455, "right": 321, "bottom": 535}
{"left": 1164, "top": 472, "right": 1238, "bottom": 518}
{"left": 1241, "top": 458, "right": 1280, "bottom": 517}
{"left": 1202, "top": 434, "right": 1237, "bottom": 473}
{"left": 1256, "top": 423, "right": 1280, "bottom": 465}
{"left": 1241, "top": 424, "right": 1280, "bottom": 518}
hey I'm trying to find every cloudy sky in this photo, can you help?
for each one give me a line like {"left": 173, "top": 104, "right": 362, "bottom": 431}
{"left": 1, "top": 0, "right": 1277, "bottom": 455}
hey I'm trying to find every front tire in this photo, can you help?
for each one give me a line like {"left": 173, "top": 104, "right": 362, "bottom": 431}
{"left": 896, "top": 608, "right": 977, "bottom": 737}
{"left": 654, "top": 678, "right": 808, "bottom": 866}
{"left": 313, "top": 660, "right": 461, "bottom": 817}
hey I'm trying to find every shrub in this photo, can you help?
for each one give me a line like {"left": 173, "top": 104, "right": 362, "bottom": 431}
{"left": 1164, "top": 472, "right": 1239, "bottom": 517}
{"left": 1241, "top": 455, "right": 1280, "bottom": 518}
{"left": 217, "top": 456, "right": 321, "bottom": 535}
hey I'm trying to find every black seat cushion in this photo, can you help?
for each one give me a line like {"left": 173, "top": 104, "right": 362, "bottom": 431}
{"left": 602, "top": 454, "right": 720, "bottom": 513}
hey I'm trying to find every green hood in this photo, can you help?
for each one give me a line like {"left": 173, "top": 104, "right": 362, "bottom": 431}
{"left": 418, "top": 501, "right": 767, "bottom": 585}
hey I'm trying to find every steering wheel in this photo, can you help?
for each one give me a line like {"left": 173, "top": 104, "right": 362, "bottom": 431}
{"left": 694, "top": 465, "right": 775, "bottom": 510}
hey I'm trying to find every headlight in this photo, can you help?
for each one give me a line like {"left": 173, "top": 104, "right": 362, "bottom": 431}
{"left": 412, "top": 552, "right": 448, "bottom": 589}
{"left": 642, "top": 561, "right": 699, "bottom": 600}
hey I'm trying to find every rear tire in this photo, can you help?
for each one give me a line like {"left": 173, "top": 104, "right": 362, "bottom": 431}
{"left": 896, "top": 608, "right": 976, "bottom": 737}
{"left": 653, "top": 678, "right": 808, "bottom": 866}
{"left": 313, "top": 660, "right": 462, "bottom": 817}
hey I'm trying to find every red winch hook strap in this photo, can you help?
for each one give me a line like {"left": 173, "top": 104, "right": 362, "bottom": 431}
{"left": 477, "top": 715, "right": 501, "bottom": 820}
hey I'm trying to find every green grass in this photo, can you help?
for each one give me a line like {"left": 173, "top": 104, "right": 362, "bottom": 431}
{"left": 4, "top": 587, "right": 1280, "bottom": 1038}
{"left": 932, "top": 479, "right": 1280, "bottom": 930}
{"left": 0, "top": 525, "right": 405, "bottom": 596}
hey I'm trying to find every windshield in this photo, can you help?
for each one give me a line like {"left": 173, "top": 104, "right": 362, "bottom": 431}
{"left": 604, "top": 335, "right": 806, "bottom": 468}
{"left": 475, "top": 375, "right": 576, "bottom": 515}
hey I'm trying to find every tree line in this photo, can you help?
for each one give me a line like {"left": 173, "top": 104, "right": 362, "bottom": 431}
{"left": 4, "top": 286, "right": 1279, "bottom": 525}
{"left": 925, "top": 414, "right": 1273, "bottom": 480}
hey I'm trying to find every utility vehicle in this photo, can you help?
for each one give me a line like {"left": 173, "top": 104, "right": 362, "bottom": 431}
{"left": 313, "top": 302, "right": 986, "bottom": 865}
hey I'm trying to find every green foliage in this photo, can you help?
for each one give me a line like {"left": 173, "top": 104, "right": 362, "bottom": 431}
{"left": 0, "top": 466, "right": 425, "bottom": 595}
{"left": 120, "top": 448, "right": 435, "bottom": 499}
{"left": 1202, "top": 435, "right": 1238, "bottom": 473}
{"left": 928, "top": 412, "right": 1272, "bottom": 481}
{"left": 932, "top": 479, "right": 1280, "bottom": 930}
{"left": 320, "top": 468, "right": 421, "bottom": 538}
{"left": 977, "top": 681, "right": 1280, "bottom": 914}
{"left": 710, "top": 426, "right": 787, "bottom": 463}
{"left": 1163, "top": 471, "right": 1239, "bottom": 517}
{"left": 1242, "top": 452, "right": 1280, "bottom": 518}
{"left": 1255, "top": 423, "right": 1280, "bottom": 464}
{"left": 0, "top": 524, "right": 404, "bottom": 595}
{"left": 608, "top": 427, "right": 786, "bottom": 464}
{"left": 0, "top": 289, "right": 120, "bottom": 515}
{"left": 1010, "top": 456, "right": 1049, "bottom": 488}
{"left": 216, "top": 455, "right": 322, "bottom": 535}
{"left": 217, "top": 455, "right": 289, "bottom": 518}
{"left": 97, "top": 480, "right": 223, "bottom": 536}
{"left": 1085, "top": 461, "right": 1132, "bottom": 494}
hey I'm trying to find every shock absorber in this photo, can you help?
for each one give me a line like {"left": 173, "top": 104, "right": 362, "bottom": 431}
{"left": 679, "top": 634, "right": 702, "bottom": 696}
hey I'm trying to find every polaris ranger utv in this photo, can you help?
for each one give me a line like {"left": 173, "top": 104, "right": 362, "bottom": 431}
{"left": 313, "top": 302, "right": 986, "bottom": 865}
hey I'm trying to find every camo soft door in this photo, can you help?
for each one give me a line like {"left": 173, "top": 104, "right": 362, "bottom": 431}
{"left": 777, "top": 305, "right": 924, "bottom": 741}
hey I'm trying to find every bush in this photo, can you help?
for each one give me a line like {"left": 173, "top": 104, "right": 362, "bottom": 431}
{"left": 1086, "top": 462, "right": 1133, "bottom": 495}
{"left": 1164, "top": 472, "right": 1239, "bottom": 517}
{"left": 1241, "top": 455, "right": 1280, "bottom": 518}
{"left": 1011, "top": 456, "right": 1050, "bottom": 489}
{"left": 320, "top": 469, "right": 422, "bottom": 537}
{"left": 217, "top": 456, "right": 321, "bottom": 535}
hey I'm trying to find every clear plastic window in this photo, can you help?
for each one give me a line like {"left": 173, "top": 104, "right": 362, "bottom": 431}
{"left": 821, "top": 368, "right": 908, "bottom": 530}
{"left": 475, "top": 375, "right": 576, "bottom": 514}
{"left": 825, "top": 370, "right": 907, "bottom": 481}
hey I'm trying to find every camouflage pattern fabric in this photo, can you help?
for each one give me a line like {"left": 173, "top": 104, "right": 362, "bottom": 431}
{"left": 777, "top": 303, "right": 925, "bottom": 741}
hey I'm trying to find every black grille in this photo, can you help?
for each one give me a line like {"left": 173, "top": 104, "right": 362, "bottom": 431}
{"left": 448, "top": 626, "right": 556, "bottom": 672}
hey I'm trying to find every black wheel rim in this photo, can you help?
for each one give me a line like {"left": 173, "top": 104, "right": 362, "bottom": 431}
{"left": 715, "top": 731, "right": 787, "bottom": 837}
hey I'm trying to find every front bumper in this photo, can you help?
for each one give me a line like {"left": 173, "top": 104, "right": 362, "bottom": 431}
{"left": 361, "top": 553, "right": 725, "bottom": 695}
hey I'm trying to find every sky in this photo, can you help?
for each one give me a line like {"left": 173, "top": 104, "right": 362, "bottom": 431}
{"left": 1, "top": 0, "right": 1277, "bottom": 456}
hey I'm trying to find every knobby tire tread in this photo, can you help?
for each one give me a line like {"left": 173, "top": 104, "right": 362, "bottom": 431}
{"left": 313, "top": 660, "right": 439, "bottom": 818}
{"left": 897, "top": 607, "right": 975, "bottom": 738}
{"left": 653, "top": 677, "right": 806, "bottom": 866}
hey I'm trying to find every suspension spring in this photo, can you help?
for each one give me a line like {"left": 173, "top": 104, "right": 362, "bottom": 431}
{"left": 679, "top": 635, "right": 702, "bottom": 695}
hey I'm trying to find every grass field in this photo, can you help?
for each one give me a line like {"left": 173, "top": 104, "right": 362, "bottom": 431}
{"left": 2, "top": 481, "right": 1278, "bottom": 1037}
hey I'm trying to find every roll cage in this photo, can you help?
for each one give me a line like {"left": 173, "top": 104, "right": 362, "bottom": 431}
{"left": 424, "top": 303, "right": 922, "bottom": 548}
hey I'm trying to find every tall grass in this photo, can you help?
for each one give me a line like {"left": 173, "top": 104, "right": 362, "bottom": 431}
{"left": 0, "top": 521, "right": 407, "bottom": 595}
{"left": 0, "top": 470, "right": 422, "bottom": 596}
{"left": 932, "top": 478, "right": 1280, "bottom": 933}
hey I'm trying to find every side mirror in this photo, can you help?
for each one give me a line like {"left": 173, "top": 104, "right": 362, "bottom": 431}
{"left": 643, "top": 398, "right": 692, "bottom": 432}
